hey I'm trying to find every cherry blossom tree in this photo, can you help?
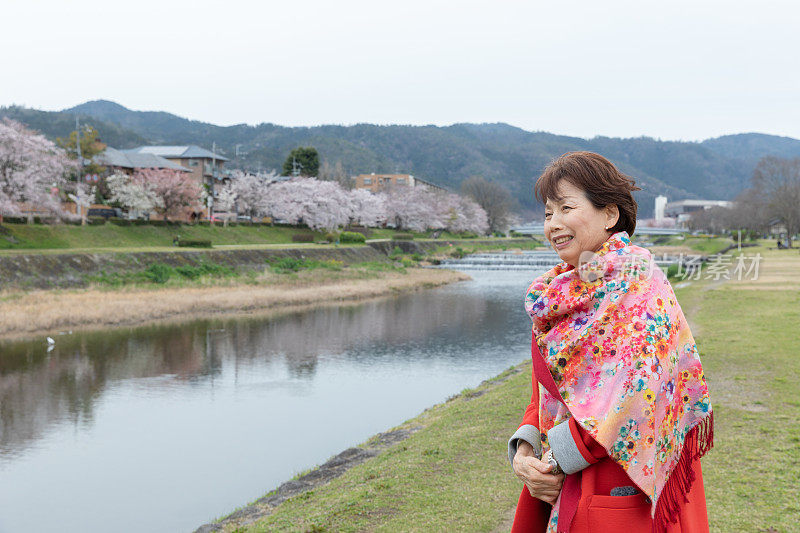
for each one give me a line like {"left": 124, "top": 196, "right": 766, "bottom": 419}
{"left": 384, "top": 186, "right": 447, "bottom": 232}
{"left": 0, "top": 118, "right": 75, "bottom": 222}
{"left": 222, "top": 170, "right": 277, "bottom": 219}
{"left": 264, "top": 177, "right": 353, "bottom": 231}
{"left": 348, "top": 188, "right": 387, "bottom": 227}
{"left": 133, "top": 169, "right": 201, "bottom": 221}
{"left": 438, "top": 192, "right": 489, "bottom": 234}
{"left": 382, "top": 186, "right": 489, "bottom": 234}
{"left": 67, "top": 183, "right": 95, "bottom": 225}
{"left": 106, "top": 172, "right": 162, "bottom": 218}
{"left": 213, "top": 184, "right": 237, "bottom": 214}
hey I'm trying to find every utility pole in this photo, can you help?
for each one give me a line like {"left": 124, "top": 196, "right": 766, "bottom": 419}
{"left": 210, "top": 142, "right": 216, "bottom": 222}
{"left": 291, "top": 156, "right": 302, "bottom": 177}
{"left": 75, "top": 117, "right": 84, "bottom": 220}
{"left": 75, "top": 116, "right": 83, "bottom": 178}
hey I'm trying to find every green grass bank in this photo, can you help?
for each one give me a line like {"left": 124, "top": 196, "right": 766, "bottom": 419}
{"left": 205, "top": 240, "right": 798, "bottom": 533}
{"left": 0, "top": 222, "right": 498, "bottom": 253}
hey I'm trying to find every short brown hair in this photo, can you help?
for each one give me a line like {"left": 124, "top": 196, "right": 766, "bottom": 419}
{"left": 535, "top": 151, "right": 641, "bottom": 237}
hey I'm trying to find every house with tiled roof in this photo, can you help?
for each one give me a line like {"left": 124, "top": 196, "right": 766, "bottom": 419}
{"left": 95, "top": 147, "right": 190, "bottom": 173}
{"left": 124, "top": 145, "right": 229, "bottom": 191}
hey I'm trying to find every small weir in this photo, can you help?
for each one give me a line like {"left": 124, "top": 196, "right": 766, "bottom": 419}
{"left": 436, "top": 251, "right": 562, "bottom": 270}
{"left": 436, "top": 250, "right": 680, "bottom": 271}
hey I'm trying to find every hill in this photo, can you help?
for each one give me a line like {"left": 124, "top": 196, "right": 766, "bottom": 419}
{"left": 5, "top": 100, "right": 800, "bottom": 217}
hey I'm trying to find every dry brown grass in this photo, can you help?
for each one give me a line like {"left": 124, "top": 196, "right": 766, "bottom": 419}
{"left": 0, "top": 268, "right": 470, "bottom": 341}
{"left": 720, "top": 247, "right": 799, "bottom": 291}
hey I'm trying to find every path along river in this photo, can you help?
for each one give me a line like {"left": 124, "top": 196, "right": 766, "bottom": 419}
{"left": 0, "top": 251, "right": 559, "bottom": 533}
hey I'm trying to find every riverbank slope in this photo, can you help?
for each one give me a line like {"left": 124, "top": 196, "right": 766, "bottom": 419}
{"left": 202, "top": 240, "right": 798, "bottom": 532}
{"left": 0, "top": 266, "right": 470, "bottom": 341}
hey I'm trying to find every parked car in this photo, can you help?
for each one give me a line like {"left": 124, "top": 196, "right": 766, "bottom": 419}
{"left": 87, "top": 207, "right": 124, "bottom": 219}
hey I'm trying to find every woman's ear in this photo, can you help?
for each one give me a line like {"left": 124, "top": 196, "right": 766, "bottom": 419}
{"left": 606, "top": 204, "right": 619, "bottom": 229}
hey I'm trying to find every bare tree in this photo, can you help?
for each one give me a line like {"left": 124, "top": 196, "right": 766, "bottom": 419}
{"left": 460, "top": 175, "right": 514, "bottom": 234}
{"left": 318, "top": 160, "right": 353, "bottom": 190}
{"left": 751, "top": 156, "right": 800, "bottom": 247}
{"left": 727, "top": 187, "right": 771, "bottom": 234}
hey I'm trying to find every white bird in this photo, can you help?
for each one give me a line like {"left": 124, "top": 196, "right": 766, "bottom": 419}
{"left": 47, "top": 337, "right": 55, "bottom": 345}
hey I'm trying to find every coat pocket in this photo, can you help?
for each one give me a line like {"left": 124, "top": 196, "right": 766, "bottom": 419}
{"left": 587, "top": 493, "right": 651, "bottom": 532}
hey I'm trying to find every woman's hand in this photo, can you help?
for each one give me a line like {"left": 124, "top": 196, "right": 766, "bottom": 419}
{"left": 513, "top": 441, "right": 565, "bottom": 505}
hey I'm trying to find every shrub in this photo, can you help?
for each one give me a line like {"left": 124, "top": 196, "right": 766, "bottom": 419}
{"left": 175, "top": 262, "right": 234, "bottom": 279}
{"left": 267, "top": 256, "right": 343, "bottom": 273}
{"left": 345, "top": 226, "right": 372, "bottom": 238}
{"left": 411, "top": 253, "right": 423, "bottom": 261}
{"left": 291, "top": 233, "right": 315, "bottom": 243}
{"left": 177, "top": 239, "right": 212, "bottom": 248}
{"left": 400, "top": 257, "right": 416, "bottom": 267}
{"left": 450, "top": 247, "right": 466, "bottom": 259}
{"left": 268, "top": 256, "right": 305, "bottom": 273}
{"left": 325, "top": 232, "right": 340, "bottom": 243}
{"left": 390, "top": 245, "right": 404, "bottom": 258}
{"left": 340, "top": 231, "right": 366, "bottom": 243}
{"left": 144, "top": 263, "right": 173, "bottom": 283}
{"left": 87, "top": 216, "right": 107, "bottom": 226}
{"left": 394, "top": 233, "right": 414, "bottom": 240}
{"left": 109, "top": 218, "right": 131, "bottom": 226}
{"left": 459, "top": 232, "right": 478, "bottom": 239}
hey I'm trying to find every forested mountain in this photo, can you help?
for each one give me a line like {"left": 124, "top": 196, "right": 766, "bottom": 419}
{"left": 0, "top": 104, "right": 149, "bottom": 148}
{"left": 4, "top": 100, "right": 800, "bottom": 217}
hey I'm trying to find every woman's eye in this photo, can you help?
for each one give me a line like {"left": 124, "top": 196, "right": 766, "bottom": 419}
{"left": 563, "top": 206, "right": 572, "bottom": 211}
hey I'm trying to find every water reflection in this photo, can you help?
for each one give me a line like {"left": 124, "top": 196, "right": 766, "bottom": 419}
{"left": 0, "top": 268, "right": 541, "bottom": 533}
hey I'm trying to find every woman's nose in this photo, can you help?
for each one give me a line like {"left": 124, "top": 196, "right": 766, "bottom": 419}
{"left": 548, "top": 213, "right": 564, "bottom": 231}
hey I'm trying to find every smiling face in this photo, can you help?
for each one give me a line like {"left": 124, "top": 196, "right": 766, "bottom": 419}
{"left": 544, "top": 179, "right": 619, "bottom": 268}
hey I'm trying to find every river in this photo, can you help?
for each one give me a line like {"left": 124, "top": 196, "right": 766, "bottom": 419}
{"left": 0, "top": 254, "right": 556, "bottom": 533}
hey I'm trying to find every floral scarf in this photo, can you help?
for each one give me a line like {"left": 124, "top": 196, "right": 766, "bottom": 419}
{"left": 524, "top": 230, "right": 713, "bottom": 531}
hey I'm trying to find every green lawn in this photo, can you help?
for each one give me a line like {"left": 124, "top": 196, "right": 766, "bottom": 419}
{"left": 215, "top": 241, "right": 798, "bottom": 532}
{"left": 0, "top": 223, "right": 518, "bottom": 254}
{"left": 0, "top": 222, "right": 323, "bottom": 251}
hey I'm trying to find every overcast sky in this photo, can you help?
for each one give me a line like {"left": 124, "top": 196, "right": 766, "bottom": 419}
{"left": 3, "top": 0, "right": 798, "bottom": 141}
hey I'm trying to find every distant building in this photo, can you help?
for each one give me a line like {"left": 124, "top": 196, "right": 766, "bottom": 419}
{"left": 663, "top": 199, "right": 733, "bottom": 228}
{"left": 95, "top": 147, "right": 190, "bottom": 174}
{"left": 654, "top": 195, "right": 668, "bottom": 221}
{"left": 352, "top": 173, "right": 447, "bottom": 193}
{"left": 115, "top": 145, "right": 229, "bottom": 221}
{"left": 414, "top": 177, "right": 448, "bottom": 193}
{"left": 123, "top": 145, "right": 229, "bottom": 190}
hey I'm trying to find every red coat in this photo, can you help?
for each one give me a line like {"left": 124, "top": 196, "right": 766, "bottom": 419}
{"left": 511, "top": 362, "right": 709, "bottom": 533}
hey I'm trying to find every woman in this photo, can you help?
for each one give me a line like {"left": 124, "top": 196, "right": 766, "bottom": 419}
{"left": 507, "top": 152, "right": 713, "bottom": 532}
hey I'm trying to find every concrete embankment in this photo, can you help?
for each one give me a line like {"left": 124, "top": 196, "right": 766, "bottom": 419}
{"left": 0, "top": 238, "right": 535, "bottom": 290}
{"left": 0, "top": 246, "right": 384, "bottom": 290}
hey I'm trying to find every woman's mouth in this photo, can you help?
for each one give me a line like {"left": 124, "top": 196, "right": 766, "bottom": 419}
{"left": 552, "top": 235, "right": 573, "bottom": 249}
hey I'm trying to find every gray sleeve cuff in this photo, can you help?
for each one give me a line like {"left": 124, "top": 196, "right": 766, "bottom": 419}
{"left": 508, "top": 424, "right": 542, "bottom": 468}
{"left": 546, "top": 420, "right": 591, "bottom": 475}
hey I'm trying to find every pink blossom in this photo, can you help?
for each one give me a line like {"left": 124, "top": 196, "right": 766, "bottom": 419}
{"left": 0, "top": 118, "right": 75, "bottom": 218}
{"left": 264, "top": 177, "right": 353, "bottom": 231}
{"left": 348, "top": 188, "right": 387, "bottom": 227}
{"left": 132, "top": 169, "right": 202, "bottom": 221}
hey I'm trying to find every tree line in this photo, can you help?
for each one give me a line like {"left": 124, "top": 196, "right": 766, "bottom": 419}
{"left": 0, "top": 117, "right": 514, "bottom": 234}
{"left": 688, "top": 155, "right": 800, "bottom": 247}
